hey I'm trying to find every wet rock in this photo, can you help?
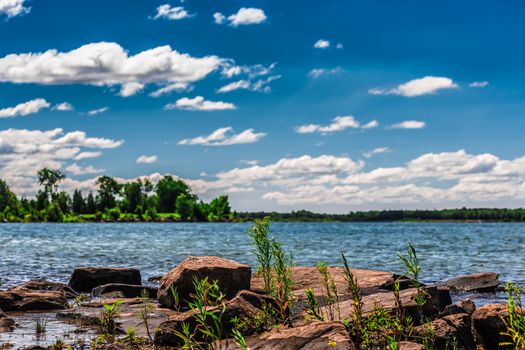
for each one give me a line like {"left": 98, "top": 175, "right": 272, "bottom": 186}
{"left": 415, "top": 313, "right": 475, "bottom": 350}
{"left": 0, "top": 309, "right": 15, "bottom": 332}
{"left": 472, "top": 303, "right": 513, "bottom": 349}
{"left": 147, "top": 275, "right": 162, "bottom": 283}
{"left": 155, "top": 291, "right": 265, "bottom": 346}
{"left": 252, "top": 266, "right": 411, "bottom": 300}
{"left": 322, "top": 287, "right": 437, "bottom": 325}
{"left": 398, "top": 342, "right": 424, "bottom": 350}
{"left": 9, "top": 279, "right": 78, "bottom": 298}
{"left": 228, "top": 321, "right": 355, "bottom": 350}
{"left": 425, "top": 285, "right": 452, "bottom": 312}
{"left": 0, "top": 290, "right": 68, "bottom": 311}
{"left": 157, "top": 256, "right": 251, "bottom": 309}
{"left": 69, "top": 267, "right": 142, "bottom": 293}
{"left": 92, "top": 284, "right": 157, "bottom": 298}
{"left": 441, "top": 299, "right": 476, "bottom": 316}
{"left": 439, "top": 272, "right": 500, "bottom": 293}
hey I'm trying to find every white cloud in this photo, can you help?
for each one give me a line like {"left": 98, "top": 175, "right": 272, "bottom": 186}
{"left": 0, "top": 0, "right": 30, "bottom": 18}
{"left": 215, "top": 8, "right": 267, "bottom": 27}
{"left": 295, "top": 116, "right": 360, "bottom": 134}
{"left": 218, "top": 80, "right": 251, "bottom": 93}
{"left": 308, "top": 67, "right": 343, "bottom": 78}
{"left": 149, "top": 82, "right": 192, "bottom": 97}
{"left": 87, "top": 107, "right": 109, "bottom": 116}
{"left": 363, "top": 147, "right": 391, "bottom": 158}
{"left": 390, "top": 120, "right": 426, "bottom": 129}
{"left": 0, "top": 128, "right": 122, "bottom": 195}
{"left": 136, "top": 155, "right": 158, "bottom": 164}
{"left": 53, "top": 102, "right": 74, "bottom": 111}
{"left": 369, "top": 76, "right": 458, "bottom": 97}
{"left": 178, "top": 127, "right": 266, "bottom": 146}
{"left": 0, "top": 98, "right": 50, "bottom": 118}
{"left": 314, "top": 39, "right": 330, "bottom": 49}
{"left": 0, "top": 42, "right": 224, "bottom": 97}
{"left": 469, "top": 81, "right": 489, "bottom": 88}
{"left": 218, "top": 75, "right": 280, "bottom": 93}
{"left": 66, "top": 163, "right": 104, "bottom": 175}
{"left": 166, "top": 96, "right": 236, "bottom": 111}
{"left": 336, "top": 43, "right": 344, "bottom": 49}
{"left": 153, "top": 4, "right": 191, "bottom": 20}
{"left": 240, "top": 160, "right": 258, "bottom": 166}
{"left": 361, "top": 120, "right": 379, "bottom": 129}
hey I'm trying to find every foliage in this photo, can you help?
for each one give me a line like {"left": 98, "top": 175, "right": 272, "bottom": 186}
{"left": 271, "top": 239, "right": 294, "bottom": 324}
{"left": 500, "top": 282, "right": 525, "bottom": 348}
{"left": 304, "top": 288, "right": 324, "bottom": 321}
{"left": 341, "top": 253, "right": 365, "bottom": 343}
{"left": 317, "top": 261, "right": 340, "bottom": 320}
{"left": 398, "top": 243, "right": 427, "bottom": 311}
{"left": 96, "top": 175, "right": 122, "bottom": 211}
{"left": 138, "top": 289, "right": 154, "bottom": 341}
{"left": 99, "top": 301, "right": 122, "bottom": 337}
{"left": 248, "top": 217, "right": 273, "bottom": 291}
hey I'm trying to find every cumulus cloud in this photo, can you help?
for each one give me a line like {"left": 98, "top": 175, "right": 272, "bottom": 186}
{"left": 87, "top": 107, "right": 109, "bottom": 116}
{"left": 361, "top": 120, "right": 379, "bottom": 129}
{"left": 390, "top": 120, "right": 426, "bottom": 129}
{"left": 53, "top": 102, "right": 74, "bottom": 111}
{"left": 0, "top": 128, "right": 122, "bottom": 194}
{"left": 0, "top": 98, "right": 50, "bottom": 118}
{"left": 0, "top": 0, "right": 30, "bottom": 18}
{"left": 166, "top": 96, "right": 236, "bottom": 111}
{"left": 314, "top": 39, "right": 330, "bottom": 49}
{"left": 308, "top": 67, "right": 343, "bottom": 78}
{"left": 215, "top": 8, "right": 267, "bottom": 27}
{"left": 369, "top": 76, "right": 458, "bottom": 97}
{"left": 469, "top": 81, "right": 489, "bottom": 88}
{"left": 136, "top": 155, "right": 158, "bottom": 164}
{"left": 153, "top": 4, "right": 191, "bottom": 20}
{"left": 65, "top": 163, "right": 104, "bottom": 175}
{"left": 178, "top": 127, "right": 266, "bottom": 146}
{"left": 363, "top": 147, "right": 391, "bottom": 158}
{"left": 149, "top": 82, "right": 192, "bottom": 97}
{"left": 0, "top": 42, "right": 223, "bottom": 97}
{"left": 217, "top": 75, "right": 280, "bottom": 93}
{"left": 296, "top": 116, "right": 375, "bottom": 134}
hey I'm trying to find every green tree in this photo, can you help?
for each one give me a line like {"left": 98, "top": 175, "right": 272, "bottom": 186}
{"left": 0, "top": 178, "right": 19, "bottom": 214}
{"left": 208, "top": 195, "right": 231, "bottom": 221}
{"left": 122, "top": 180, "right": 146, "bottom": 213}
{"left": 155, "top": 176, "right": 190, "bottom": 212}
{"left": 72, "top": 190, "right": 86, "bottom": 214}
{"left": 175, "top": 193, "right": 196, "bottom": 221}
{"left": 86, "top": 192, "right": 96, "bottom": 214}
{"left": 37, "top": 168, "right": 65, "bottom": 200}
{"left": 96, "top": 176, "right": 121, "bottom": 211}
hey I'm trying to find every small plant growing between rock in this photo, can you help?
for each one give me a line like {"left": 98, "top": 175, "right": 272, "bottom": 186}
{"left": 170, "top": 285, "right": 181, "bottom": 311}
{"left": 398, "top": 243, "right": 427, "bottom": 310}
{"left": 317, "top": 261, "right": 340, "bottom": 320}
{"left": 231, "top": 328, "right": 250, "bottom": 350}
{"left": 99, "top": 300, "right": 122, "bottom": 337}
{"left": 138, "top": 288, "right": 154, "bottom": 341}
{"left": 271, "top": 239, "right": 295, "bottom": 324}
{"left": 304, "top": 288, "right": 324, "bottom": 321}
{"left": 500, "top": 282, "right": 525, "bottom": 348}
{"left": 248, "top": 216, "right": 273, "bottom": 292}
{"left": 49, "top": 338, "right": 66, "bottom": 350}
{"left": 342, "top": 253, "right": 365, "bottom": 343}
{"left": 35, "top": 318, "right": 47, "bottom": 337}
{"left": 121, "top": 327, "right": 144, "bottom": 346}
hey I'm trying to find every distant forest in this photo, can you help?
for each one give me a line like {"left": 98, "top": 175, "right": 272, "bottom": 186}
{"left": 238, "top": 208, "right": 525, "bottom": 222}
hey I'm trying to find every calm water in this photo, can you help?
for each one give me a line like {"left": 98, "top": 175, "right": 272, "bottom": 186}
{"left": 1, "top": 222, "right": 524, "bottom": 291}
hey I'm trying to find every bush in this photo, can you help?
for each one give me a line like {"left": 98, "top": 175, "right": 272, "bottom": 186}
{"left": 145, "top": 207, "right": 157, "bottom": 221}
{"left": 106, "top": 208, "right": 121, "bottom": 221}
{"left": 95, "top": 211, "right": 104, "bottom": 221}
{"left": 45, "top": 202, "right": 64, "bottom": 222}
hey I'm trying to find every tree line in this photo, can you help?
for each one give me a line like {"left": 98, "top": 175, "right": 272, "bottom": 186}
{"left": 0, "top": 168, "right": 234, "bottom": 222}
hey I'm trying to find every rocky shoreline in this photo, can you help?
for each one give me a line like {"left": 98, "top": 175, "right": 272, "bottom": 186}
{"left": 0, "top": 256, "right": 515, "bottom": 350}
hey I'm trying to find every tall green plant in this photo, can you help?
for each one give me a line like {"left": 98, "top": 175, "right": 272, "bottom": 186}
{"left": 342, "top": 254, "right": 364, "bottom": 342}
{"left": 398, "top": 243, "right": 427, "bottom": 310}
{"left": 500, "top": 282, "right": 525, "bottom": 348}
{"left": 248, "top": 216, "right": 273, "bottom": 292}
{"left": 271, "top": 240, "right": 294, "bottom": 324}
{"left": 317, "top": 261, "right": 340, "bottom": 320}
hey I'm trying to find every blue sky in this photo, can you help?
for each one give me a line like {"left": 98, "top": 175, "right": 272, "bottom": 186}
{"left": 1, "top": 0, "right": 524, "bottom": 212}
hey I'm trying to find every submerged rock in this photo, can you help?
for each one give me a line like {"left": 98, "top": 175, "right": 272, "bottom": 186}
{"left": 157, "top": 256, "right": 251, "bottom": 309}
{"left": 439, "top": 272, "right": 500, "bottom": 293}
{"left": 0, "top": 309, "right": 15, "bottom": 332}
{"left": 68, "top": 267, "right": 142, "bottom": 293}
{"left": 0, "top": 290, "right": 68, "bottom": 311}
{"left": 472, "top": 303, "right": 513, "bottom": 350}
{"left": 92, "top": 283, "right": 157, "bottom": 298}
{"left": 9, "top": 278, "right": 78, "bottom": 298}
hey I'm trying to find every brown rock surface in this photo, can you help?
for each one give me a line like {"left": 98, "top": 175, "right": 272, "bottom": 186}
{"left": 68, "top": 267, "right": 142, "bottom": 293}
{"left": 9, "top": 279, "right": 78, "bottom": 298}
{"left": 415, "top": 313, "right": 475, "bottom": 349}
{"left": 439, "top": 272, "right": 500, "bottom": 293}
{"left": 472, "top": 303, "right": 513, "bottom": 350}
{"left": 0, "top": 290, "right": 68, "bottom": 311}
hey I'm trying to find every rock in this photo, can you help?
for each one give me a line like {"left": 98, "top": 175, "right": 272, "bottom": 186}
{"left": 0, "top": 290, "right": 68, "bottom": 311}
{"left": 9, "top": 278, "right": 78, "bottom": 298}
{"left": 234, "top": 321, "right": 355, "bottom": 350}
{"left": 322, "top": 287, "right": 437, "bottom": 325}
{"left": 0, "top": 309, "right": 16, "bottom": 332}
{"left": 415, "top": 313, "right": 475, "bottom": 350}
{"left": 441, "top": 299, "right": 476, "bottom": 316}
{"left": 252, "top": 266, "right": 411, "bottom": 300}
{"left": 472, "top": 303, "right": 513, "bottom": 349}
{"left": 398, "top": 342, "right": 424, "bottom": 350}
{"left": 425, "top": 285, "right": 452, "bottom": 312}
{"left": 439, "top": 272, "right": 500, "bottom": 293}
{"left": 155, "top": 291, "right": 266, "bottom": 346}
{"left": 104, "top": 344, "right": 134, "bottom": 350}
{"left": 92, "top": 284, "right": 157, "bottom": 298}
{"left": 157, "top": 256, "right": 251, "bottom": 309}
{"left": 68, "top": 267, "right": 142, "bottom": 293}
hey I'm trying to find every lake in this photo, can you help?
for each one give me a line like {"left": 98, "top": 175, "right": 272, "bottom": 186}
{"left": 1, "top": 222, "right": 524, "bottom": 295}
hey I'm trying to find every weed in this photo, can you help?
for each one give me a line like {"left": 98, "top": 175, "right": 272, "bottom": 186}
{"left": 327, "top": 339, "right": 337, "bottom": 349}
{"left": 231, "top": 328, "right": 250, "bottom": 350}
{"left": 500, "top": 282, "right": 525, "bottom": 348}
{"left": 317, "top": 261, "right": 340, "bottom": 320}
{"left": 120, "top": 327, "right": 144, "bottom": 346}
{"left": 170, "top": 285, "right": 181, "bottom": 311}
{"left": 304, "top": 288, "right": 324, "bottom": 321}
{"left": 138, "top": 289, "right": 154, "bottom": 341}
{"left": 49, "top": 338, "right": 66, "bottom": 350}
{"left": 35, "top": 318, "right": 47, "bottom": 336}
{"left": 248, "top": 216, "right": 273, "bottom": 292}
{"left": 231, "top": 303, "right": 278, "bottom": 335}
{"left": 99, "top": 300, "right": 122, "bottom": 337}
{"left": 73, "top": 293, "right": 91, "bottom": 307}
{"left": 271, "top": 240, "right": 294, "bottom": 324}
{"left": 341, "top": 253, "right": 364, "bottom": 343}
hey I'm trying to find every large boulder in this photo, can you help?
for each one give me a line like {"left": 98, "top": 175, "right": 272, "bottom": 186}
{"left": 227, "top": 321, "right": 356, "bottom": 350}
{"left": 439, "top": 272, "right": 500, "bottom": 293}
{"left": 441, "top": 299, "right": 476, "bottom": 317}
{"left": 472, "top": 303, "right": 513, "bottom": 349}
{"left": 9, "top": 279, "right": 78, "bottom": 298}
{"left": 155, "top": 290, "right": 267, "bottom": 346}
{"left": 414, "top": 313, "right": 475, "bottom": 350}
{"left": 157, "top": 256, "right": 251, "bottom": 309}
{"left": 69, "top": 267, "right": 142, "bottom": 293}
{"left": 0, "top": 290, "right": 68, "bottom": 311}
{"left": 92, "top": 284, "right": 157, "bottom": 298}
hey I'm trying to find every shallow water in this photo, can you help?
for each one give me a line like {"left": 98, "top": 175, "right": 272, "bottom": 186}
{"left": 1, "top": 222, "right": 524, "bottom": 290}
